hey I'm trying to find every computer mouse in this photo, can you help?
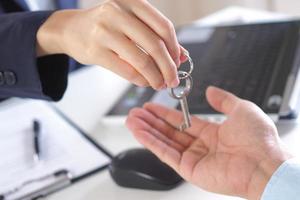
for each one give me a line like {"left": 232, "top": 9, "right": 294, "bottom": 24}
{"left": 109, "top": 148, "right": 183, "bottom": 191}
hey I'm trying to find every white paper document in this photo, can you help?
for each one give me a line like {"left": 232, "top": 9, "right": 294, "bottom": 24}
{"left": 0, "top": 100, "right": 110, "bottom": 199}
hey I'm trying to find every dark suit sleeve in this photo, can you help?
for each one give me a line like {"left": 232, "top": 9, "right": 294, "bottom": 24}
{"left": 0, "top": 11, "right": 69, "bottom": 101}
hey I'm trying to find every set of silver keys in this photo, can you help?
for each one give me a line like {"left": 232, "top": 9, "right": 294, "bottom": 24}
{"left": 169, "top": 51, "right": 194, "bottom": 132}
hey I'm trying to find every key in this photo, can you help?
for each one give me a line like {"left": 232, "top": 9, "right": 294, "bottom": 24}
{"left": 178, "top": 95, "right": 191, "bottom": 131}
{"left": 169, "top": 71, "right": 193, "bottom": 132}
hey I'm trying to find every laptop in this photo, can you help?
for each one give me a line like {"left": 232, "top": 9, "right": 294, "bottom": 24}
{"left": 106, "top": 20, "right": 300, "bottom": 121}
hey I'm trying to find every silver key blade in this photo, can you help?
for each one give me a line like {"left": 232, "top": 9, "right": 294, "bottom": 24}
{"left": 179, "top": 96, "right": 191, "bottom": 132}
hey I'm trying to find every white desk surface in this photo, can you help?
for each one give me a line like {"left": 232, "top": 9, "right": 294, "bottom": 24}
{"left": 44, "top": 6, "right": 300, "bottom": 200}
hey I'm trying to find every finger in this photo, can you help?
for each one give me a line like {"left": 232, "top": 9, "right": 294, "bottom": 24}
{"left": 105, "top": 31, "right": 164, "bottom": 89}
{"left": 99, "top": 50, "right": 149, "bottom": 87}
{"left": 116, "top": 8, "right": 179, "bottom": 88}
{"left": 130, "top": 106, "right": 194, "bottom": 148}
{"left": 123, "top": 0, "right": 181, "bottom": 66}
{"left": 206, "top": 86, "right": 240, "bottom": 115}
{"left": 143, "top": 103, "right": 212, "bottom": 138}
{"left": 126, "top": 115, "right": 181, "bottom": 171}
{"left": 127, "top": 108, "right": 185, "bottom": 151}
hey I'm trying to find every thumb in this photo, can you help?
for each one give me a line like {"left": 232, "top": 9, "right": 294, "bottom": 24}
{"left": 206, "top": 86, "right": 240, "bottom": 114}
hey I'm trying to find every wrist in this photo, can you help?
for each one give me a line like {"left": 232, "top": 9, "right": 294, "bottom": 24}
{"left": 247, "top": 149, "right": 292, "bottom": 200}
{"left": 36, "top": 10, "right": 78, "bottom": 57}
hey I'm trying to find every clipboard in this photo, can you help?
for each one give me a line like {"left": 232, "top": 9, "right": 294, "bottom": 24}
{"left": 0, "top": 99, "right": 114, "bottom": 200}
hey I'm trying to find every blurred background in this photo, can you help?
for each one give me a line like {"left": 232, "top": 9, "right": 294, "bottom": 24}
{"left": 79, "top": 0, "right": 300, "bottom": 26}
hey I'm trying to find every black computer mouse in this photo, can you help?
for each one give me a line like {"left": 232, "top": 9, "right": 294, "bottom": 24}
{"left": 109, "top": 148, "right": 183, "bottom": 191}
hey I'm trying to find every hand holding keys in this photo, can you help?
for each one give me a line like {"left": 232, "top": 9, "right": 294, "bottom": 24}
{"left": 169, "top": 51, "right": 194, "bottom": 132}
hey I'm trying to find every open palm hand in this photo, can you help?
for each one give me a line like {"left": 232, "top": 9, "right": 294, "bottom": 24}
{"left": 126, "top": 86, "right": 291, "bottom": 200}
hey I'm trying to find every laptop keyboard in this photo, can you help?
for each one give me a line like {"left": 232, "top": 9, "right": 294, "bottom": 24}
{"left": 183, "top": 22, "right": 299, "bottom": 114}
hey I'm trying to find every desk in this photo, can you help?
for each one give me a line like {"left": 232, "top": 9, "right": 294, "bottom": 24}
{"left": 47, "top": 7, "right": 300, "bottom": 200}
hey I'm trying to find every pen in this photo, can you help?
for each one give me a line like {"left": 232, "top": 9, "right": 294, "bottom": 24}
{"left": 33, "top": 119, "right": 41, "bottom": 164}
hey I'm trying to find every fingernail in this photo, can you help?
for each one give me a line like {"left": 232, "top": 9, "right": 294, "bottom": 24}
{"left": 171, "top": 78, "right": 180, "bottom": 88}
{"left": 180, "top": 53, "right": 188, "bottom": 63}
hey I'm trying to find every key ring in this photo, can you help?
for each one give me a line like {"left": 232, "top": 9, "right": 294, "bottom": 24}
{"left": 181, "top": 50, "right": 194, "bottom": 79}
{"left": 169, "top": 71, "right": 193, "bottom": 100}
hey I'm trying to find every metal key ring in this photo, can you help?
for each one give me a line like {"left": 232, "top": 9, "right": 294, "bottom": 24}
{"left": 169, "top": 71, "right": 193, "bottom": 100}
{"left": 179, "top": 50, "right": 194, "bottom": 79}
